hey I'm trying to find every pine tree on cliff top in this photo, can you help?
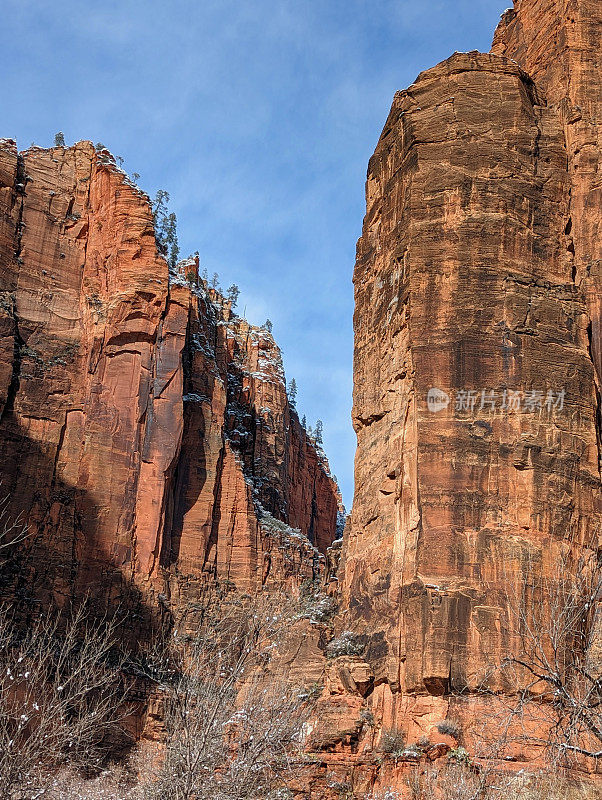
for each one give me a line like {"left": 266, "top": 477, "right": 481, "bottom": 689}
{"left": 288, "top": 378, "right": 297, "bottom": 410}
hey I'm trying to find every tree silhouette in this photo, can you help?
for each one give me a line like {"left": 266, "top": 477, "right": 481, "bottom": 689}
{"left": 288, "top": 378, "right": 297, "bottom": 409}
{"left": 314, "top": 419, "right": 323, "bottom": 445}
{"left": 152, "top": 190, "right": 179, "bottom": 269}
{"left": 227, "top": 284, "right": 240, "bottom": 308}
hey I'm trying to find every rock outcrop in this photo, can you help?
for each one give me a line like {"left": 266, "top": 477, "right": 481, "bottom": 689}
{"left": 306, "top": 0, "right": 601, "bottom": 792}
{"left": 344, "top": 44, "right": 599, "bottom": 694}
{"left": 0, "top": 140, "right": 340, "bottom": 621}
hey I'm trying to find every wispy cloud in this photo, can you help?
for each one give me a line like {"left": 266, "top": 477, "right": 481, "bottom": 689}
{"left": 1, "top": 0, "right": 510, "bottom": 504}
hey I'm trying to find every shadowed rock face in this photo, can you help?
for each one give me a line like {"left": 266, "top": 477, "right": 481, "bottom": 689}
{"left": 0, "top": 140, "right": 339, "bottom": 618}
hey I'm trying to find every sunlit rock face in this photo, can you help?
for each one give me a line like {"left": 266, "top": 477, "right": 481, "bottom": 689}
{"left": 492, "top": 0, "right": 602, "bottom": 400}
{"left": 343, "top": 46, "right": 599, "bottom": 693}
{"left": 317, "top": 0, "right": 601, "bottom": 785}
{"left": 0, "top": 140, "right": 339, "bottom": 620}
{"left": 1, "top": 2, "right": 602, "bottom": 795}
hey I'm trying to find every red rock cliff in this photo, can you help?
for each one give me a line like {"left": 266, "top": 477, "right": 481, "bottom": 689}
{"left": 344, "top": 44, "right": 599, "bottom": 691}
{"left": 0, "top": 140, "right": 339, "bottom": 619}
{"left": 492, "top": 0, "right": 602, "bottom": 390}
{"left": 304, "top": 0, "right": 601, "bottom": 792}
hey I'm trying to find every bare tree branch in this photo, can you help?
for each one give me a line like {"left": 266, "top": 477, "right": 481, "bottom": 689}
{"left": 494, "top": 543, "right": 602, "bottom": 765}
{"left": 0, "top": 601, "right": 132, "bottom": 800}
{"left": 142, "top": 591, "right": 317, "bottom": 800}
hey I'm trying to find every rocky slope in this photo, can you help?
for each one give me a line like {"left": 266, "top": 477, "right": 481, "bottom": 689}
{"left": 0, "top": 140, "right": 340, "bottom": 625}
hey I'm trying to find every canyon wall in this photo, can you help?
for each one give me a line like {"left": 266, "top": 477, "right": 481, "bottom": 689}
{"left": 1, "top": 1, "right": 601, "bottom": 795}
{"left": 493, "top": 0, "right": 602, "bottom": 393}
{"left": 0, "top": 140, "right": 340, "bottom": 622}
{"left": 304, "top": 0, "right": 602, "bottom": 792}
{"left": 344, "top": 44, "right": 599, "bottom": 696}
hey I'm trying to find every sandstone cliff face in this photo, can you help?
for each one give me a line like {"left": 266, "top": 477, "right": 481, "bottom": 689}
{"left": 2, "top": 2, "right": 602, "bottom": 795}
{"left": 344, "top": 46, "right": 599, "bottom": 693}
{"left": 307, "top": 0, "right": 602, "bottom": 789}
{"left": 0, "top": 140, "right": 339, "bottom": 618}
{"left": 492, "top": 0, "right": 602, "bottom": 393}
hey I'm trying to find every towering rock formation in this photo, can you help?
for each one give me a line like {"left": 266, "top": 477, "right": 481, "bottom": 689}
{"left": 344, "top": 42, "right": 599, "bottom": 693}
{"left": 1, "top": 2, "right": 601, "bottom": 795}
{"left": 492, "top": 0, "right": 602, "bottom": 393}
{"left": 0, "top": 140, "right": 339, "bottom": 620}
{"left": 312, "top": 0, "right": 602, "bottom": 787}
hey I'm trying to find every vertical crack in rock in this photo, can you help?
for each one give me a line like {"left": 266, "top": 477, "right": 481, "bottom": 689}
{"left": 0, "top": 156, "right": 26, "bottom": 423}
{"left": 0, "top": 295, "right": 23, "bottom": 423}
{"left": 206, "top": 441, "right": 226, "bottom": 579}
{"left": 589, "top": 321, "right": 602, "bottom": 475}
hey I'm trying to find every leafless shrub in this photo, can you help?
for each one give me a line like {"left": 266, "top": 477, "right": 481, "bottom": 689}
{"left": 379, "top": 728, "right": 406, "bottom": 755}
{"left": 405, "top": 760, "right": 514, "bottom": 800}
{"left": 436, "top": 719, "right": 461, "bottom": 739}
{"left": 367, "top": 769, "right": 579, "bottom": 800}
{"left": 0, "top": 602, "right": 131, "bottom": 800}
{"left": 360, "top": 708, "right": 375, "bottom": 727}
{"left": 143, "top": 592, "right": 315, "bottom": 800}
{"left": 36, "top": 761, "right": 139, "bottom": 800}
{"left": 299, "top": 591, "right": 337, "bottom": 624}
{"left": 326, "top": 630, "right": 365, "bottom": 658}
{"left": 0, "top": 493, "right": 29, "bottom": 553}
{"left": 510, "top": 772, "right": 596, "bottom": 800}
{"left": 491, "top": 545, "right": 602, "bottom": 766}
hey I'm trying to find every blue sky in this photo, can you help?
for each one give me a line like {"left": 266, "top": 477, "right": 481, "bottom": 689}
{"left": 2, "top": 0, "right": 510, "bottom": 506}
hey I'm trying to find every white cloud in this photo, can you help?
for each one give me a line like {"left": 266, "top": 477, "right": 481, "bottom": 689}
{"left": 1, "top": 0, "right": 510, "bottom": 508}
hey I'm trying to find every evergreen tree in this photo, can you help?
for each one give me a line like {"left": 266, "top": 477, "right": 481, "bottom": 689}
{"left": 288, "top": 378, "right": 297, "bottom": 409}
{"left": 152, "top": 190, "right": 169, "bottom": 223}
{"left": 301, "top": 414, "right": 307, "bottom": 429}
{"left": 314, "top": 419, "right": 324, "bottom": 445}
{"left": 54, "top": 132, "right": 65, "bottom": 147}
{"left": 166, "top": 212, "right": 179, "bottom": 268}
{"left": 132, "top": 172, "right": 140, "bottom": 182}
{"left": 152, "top": 190, "right": 179, "bottom": 269}
{"left": 227, "top": 284, "right": 240, "bottom": 308}
{"left": 211, "top": 272, "right": 220, "bottom": 290}
{"left": 264, "top": 319, "right": 273, "bottom": 334}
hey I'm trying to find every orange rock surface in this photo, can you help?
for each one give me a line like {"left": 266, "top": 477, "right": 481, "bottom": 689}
{"left": 1, "top": 2, "right": 601, "bottom": 796}
{"left": 343, "top": 45, "right": 599, "bottom": 693}
{"left": 304, "top": 0, "right": 601, "bottom": 794}
{"left": 0, "top": 141, "right": 339, "bottom": 618}
{"left": 493, "top": 0, "right": 602, "bottom": 393}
